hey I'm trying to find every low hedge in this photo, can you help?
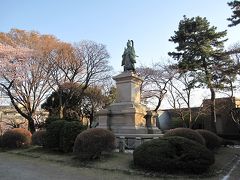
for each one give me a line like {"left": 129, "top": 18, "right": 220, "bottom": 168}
{"left": 73, "top": 128, "right": 116, "bottom": 160}
{"left": 133, "top": 136, "right": 215, "bottom": 174}
{"left": 195, "top": 129, "right": 222, "bottom": 150}
{"left": 2, "top": 128, "right": 32, "bottom": 149}
{"left": 164, "top": 127, "right": 205, "bottom": 145}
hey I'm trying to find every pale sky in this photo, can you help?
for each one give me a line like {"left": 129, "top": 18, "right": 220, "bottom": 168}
{"left": 1, "top": 0, "right": 239, "bottom": 74}
{"left": 1, "top": 0, "right": 240, "bottom": 108}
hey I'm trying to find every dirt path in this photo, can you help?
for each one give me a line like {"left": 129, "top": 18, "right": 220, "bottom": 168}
{"left": 1, "top": 148, "right": 240, "bottom": 180}
{"left": 220, "top": 156, "right": 240, "bottom": 180}
{"left": 0, "top": 152, "right": 153, "bottom": 180}
{"left": 0, "top": 152, "right": 97, "bottom": 180}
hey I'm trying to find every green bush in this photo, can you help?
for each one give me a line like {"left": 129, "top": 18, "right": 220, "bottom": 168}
{"left": 45, "top": 117, "right": 61, "bottom": 128}
{"left": 133, "top": 136, "right": 214, "bottom": 174}
{"left": 32, "top": 130, "right": 47, "bottom": 146}
{"left": 59, "top": 121, "right": 86, "bottom": 152}
{"left": 45, "top": 120, "right": 65, "bottom": 150}
{"left": 73, "top": 128, "right": 116, "bottom": 160}
{"left": 164, "top": 128, "right": 205, "bottom": 145}
{"left": 195, "top": 129, "right": 222, "bottom": 150}
{"left": 45, "top": 120, "right": 86, "bottom": 152}
{"left": 2, "top": 128, "right": 32, "bottom": 149}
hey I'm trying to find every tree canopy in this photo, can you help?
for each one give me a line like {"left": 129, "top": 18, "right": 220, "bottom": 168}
{"left": 0, "top": 29, "right": 66, "bottom": 133}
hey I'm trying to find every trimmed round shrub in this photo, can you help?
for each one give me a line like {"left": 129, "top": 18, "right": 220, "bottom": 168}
{"left": 133, "top": 136, "right": 215, "bottom": 174}
{"left": 2, "top": 128, "right": 32, "bottom": 148}
{"left": 73, "top": 128, "right": 116, "bottom": 160}
{"left": 195, "top": 129, "right": 222, "bottom": 150}
{"left": 59, "top": 121, "right": 86, "bottom": 152}
{"left": 45, "top": 120, "right": 65, "bottom": 149}
{"left": 164, "top": 128, "right": 205, "bottom": 145}
{"left": 32, "top": 130, "right": 47, "bottom": 146}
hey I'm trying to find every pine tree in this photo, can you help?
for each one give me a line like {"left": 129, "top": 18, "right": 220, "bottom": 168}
{"left": 169, "top": 16, "right": 235, "bottom": 132}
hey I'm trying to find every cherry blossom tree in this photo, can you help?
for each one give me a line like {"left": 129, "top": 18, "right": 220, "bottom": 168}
{"left": 0, "top": 29, "right": 68, "bottom": 133}
{"left": 0, "top": 29, "right": 112, "bottom": 133}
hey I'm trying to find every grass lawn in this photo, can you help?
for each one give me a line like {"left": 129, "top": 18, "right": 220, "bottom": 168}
{"left": 2, "top": 146, "right": 240, "bottom": 179}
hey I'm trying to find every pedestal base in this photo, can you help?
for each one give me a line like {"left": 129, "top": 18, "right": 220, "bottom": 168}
{"left": 96, "top": 71, "right": 161, "bottom": 135}
{"left": 97, "top": 102, "right": 161, "bottom": 134}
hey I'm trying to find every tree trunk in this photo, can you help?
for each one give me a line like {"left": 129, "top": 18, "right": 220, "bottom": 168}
{"left": 2, "top": 82, "right": 36, "bottom": 133}
{"left": 154, "top": 98, "right": 162, "bottom": 112}
{"left": 210, "top": 87, "right": 217, "bottom": 133}
{"left": 27, "top": 116, "right": 36, "bottom": 134}
{"left": 203, "top": 62, "right": 217, "bottom": 133}
{"left": 154, "top": 91, "right": 167, "bottom": 112}
{"left": 188, "top": 107, "right": 193, "bottom": 128}
{"left": 59, "top": 90, "right": 64, "bottom": 119}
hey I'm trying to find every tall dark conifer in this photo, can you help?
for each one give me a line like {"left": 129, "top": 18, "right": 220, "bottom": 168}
{"left": 169, "top": 16, "right": 235, "bottom": 132}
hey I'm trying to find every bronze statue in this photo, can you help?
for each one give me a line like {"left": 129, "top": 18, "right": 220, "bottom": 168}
{"left": 121, "top": 40, "right": 137, "bottom": 71}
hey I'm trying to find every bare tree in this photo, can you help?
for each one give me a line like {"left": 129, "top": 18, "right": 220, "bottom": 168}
{"left": 137, "top": 63, "right": 176, "bottom": 112}
{"left": 46, "top": 40, "right": 112, "bottom": 118}
{"left": 167, "top": 72, "right": 209, "bottom": 128}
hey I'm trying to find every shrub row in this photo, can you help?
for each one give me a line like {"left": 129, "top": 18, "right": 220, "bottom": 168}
{"left": 133, "top": 128, "right": 225, "bottom": 173}
{"left": 195, "top": 129, "right": 222, "bottom": 150}
{"left": 30, "top": 114, "right": 116, "bottom": 159}
{"left": 164, "top": 127, "right": 205, "bottom": 145}
{"left": 164, "top": 128, "right": 223, "bottom": 150}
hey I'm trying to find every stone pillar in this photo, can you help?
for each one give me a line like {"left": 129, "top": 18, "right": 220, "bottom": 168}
{"left": 113, "top": 71, "right": 142, "bottom": 104}
{"left": 119, "top": 136, "right": 126, "bottom": 153}
{"left": 145, "top": 110, "right": 162, "bottom": 134}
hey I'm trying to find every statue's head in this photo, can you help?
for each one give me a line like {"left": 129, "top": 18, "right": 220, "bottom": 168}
{"left": 127, "top": 40, "right": 131, "bottom": 47}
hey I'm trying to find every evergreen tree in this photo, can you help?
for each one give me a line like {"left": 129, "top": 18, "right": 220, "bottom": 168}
{"left": 169, "top": 16, "right": 235, "bottom": 132}
{"left": 227, "top": 0, "right": 240, "bottom": 27}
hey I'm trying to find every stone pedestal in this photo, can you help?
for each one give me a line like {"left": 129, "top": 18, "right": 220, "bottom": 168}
{"left": 97, "top": 71, "right": 160, "bottom": 135}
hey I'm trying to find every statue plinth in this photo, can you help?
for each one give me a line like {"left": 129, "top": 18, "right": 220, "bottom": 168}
{"left": 113, "top": 71, "right": 142, "bottom": 104}
{"left": 97, "top": 71, "right": 160, "bottom": 135}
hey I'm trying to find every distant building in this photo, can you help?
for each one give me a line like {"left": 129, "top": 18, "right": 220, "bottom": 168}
{"left": 158, "top": 97, "right": 240, "bottom": 136}
{"left": 202, "top": 97, "right": 240, "bottom": 136}
{"left": 0, "top": 106, "right": 27, "bottom": 134}
{"left": 0, "top": 106, "right": 48, "bottom": 134}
